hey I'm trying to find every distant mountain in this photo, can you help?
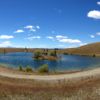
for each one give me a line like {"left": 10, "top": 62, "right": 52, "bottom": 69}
{"left": 63, "top": 42, "right": 100, "bottom": 56}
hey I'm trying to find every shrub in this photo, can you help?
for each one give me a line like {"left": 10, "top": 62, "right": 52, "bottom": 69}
{"left": 63, "top": 52, "right": 68, "bottom": 55}
{"left": 49, "top": 50, "right": 57, "bottom": 57}
{"left": 25, "top": 66, "right": 33, "bottom": 72}
{"left": 34, "top": 51, "right": 42, "bottom": 59}
{"left": 93, "top": 54, "right": 96, "bottom": 57}
{"left": 38, "top": 64, "right": 49, "bottom": 73}
{"left": 19, "top": 65, "right": 23, "bottom": 71}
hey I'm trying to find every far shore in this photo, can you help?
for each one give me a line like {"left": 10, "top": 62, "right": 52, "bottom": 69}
{"left": 0, "top": 47, "right": 100, "bottom": 57}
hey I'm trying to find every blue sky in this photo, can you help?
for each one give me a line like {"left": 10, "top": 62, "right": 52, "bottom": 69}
{"left": 0, "top": 0, "right": 100, "bottom": 48}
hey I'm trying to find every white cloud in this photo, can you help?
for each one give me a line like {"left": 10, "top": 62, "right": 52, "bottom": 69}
{"left": 15, "top": 25, "right": 40, "bottom": 34}
{"left": 0, "top": 35, "right": 14, "bottom": 39}
{"left": 55, "top": 35, "right": 81, "bottom": 43}
{"left": 24, "top": 25, "right": 34, "bottom": 29}
{"left": 87, "top": 10, "right": 100, "bottom": 19}
{"left": 97, "top": 1, "right": 100, "bottom": 5}
{"left": 46, "top": 35, "right": 68, "bottom": 41}
{"left": 56, "top": 35, "right": 67, "bottom": 39}
{"left": 27, "top": 36, "right": 41, "bottom": 40}
{"left": 46, "top": 36, "right": 54, "bottom": 40}
{"left": 96, "top": 32, "right": 100, "bottom": 35}
{"left": 0, "top": 41, "right": 12, "bottom": 47}
{"left": 90, "top": 35, "right": 95, "bottom": 38}
{"left": 14, "top": 29, "right": 24, "bottom": 33}
{"left": 58, "top": 38, "right": 81, "bottom": 43}
{"left": 36, "top": 26, "right": 40, "bottom": 29}
{"left": 90, "top": 32, "right": 100, "bottom": 38}
{"left": 24, "top": 25, "right": 39, "bottom": 32}
{"left": 24, "top": 25, "right": 35, "bottom": 32}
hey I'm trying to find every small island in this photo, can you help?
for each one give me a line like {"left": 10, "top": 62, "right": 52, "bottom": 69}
{"left": 33, "top": 49, "right": 59, "bottom": 60}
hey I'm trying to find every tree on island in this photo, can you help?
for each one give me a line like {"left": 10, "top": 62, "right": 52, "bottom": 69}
{"left": 34, "top": 49, "right": 58, "bottom": 60}
{"left": 42, "top": 49, "right": 48, "bottom": 56}
{"left": 49, "top": 49, "right": 57, "bottom": 57}
{"left": 34, "top": 51, "right": 42, "bottom": 59}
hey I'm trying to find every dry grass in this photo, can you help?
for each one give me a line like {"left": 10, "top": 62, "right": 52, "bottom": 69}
{"left": 60, "top": 42, "right": 100, "bottom": 56}
{"left": 0, "top": 75, "right": 100, "bottom": 100}
{"left": 0, "top": 48, "right": 34, "bottom": 53}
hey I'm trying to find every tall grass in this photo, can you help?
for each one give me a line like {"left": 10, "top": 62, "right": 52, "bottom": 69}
{"left": 18, "top": 65, "right": 23, "bottom": 71}
{"left": 0, "top": 75, "right": 100, "bottom": 100}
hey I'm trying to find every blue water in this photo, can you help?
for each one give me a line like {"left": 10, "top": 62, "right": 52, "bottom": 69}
{"left": 0, "top": 52, "right": 100, "bottom": 71}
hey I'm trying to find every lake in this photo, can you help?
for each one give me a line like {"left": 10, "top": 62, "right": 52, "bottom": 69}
{"left": 0, "top": 52, "right": 100, "bottom": 72}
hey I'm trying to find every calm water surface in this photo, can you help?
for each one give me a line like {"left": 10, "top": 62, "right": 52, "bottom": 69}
{"left": 0, "top": 52, "right": 100, "bottom": 72}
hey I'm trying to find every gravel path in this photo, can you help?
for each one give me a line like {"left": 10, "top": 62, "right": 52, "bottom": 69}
{"left": 0, "top": 67, "right": 100, "bottom": 81}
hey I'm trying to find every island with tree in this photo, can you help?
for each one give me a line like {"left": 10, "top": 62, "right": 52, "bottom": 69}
{"left": 33, "top": 49, "right": 59, "bottom": 60}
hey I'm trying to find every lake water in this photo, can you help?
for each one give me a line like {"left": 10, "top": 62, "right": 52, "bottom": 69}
{"left": 0, "top": 52, "right": 100, "bottom": 72}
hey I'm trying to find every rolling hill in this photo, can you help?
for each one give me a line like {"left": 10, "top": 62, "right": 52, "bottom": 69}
{"left": 63, "top": 42, "right": 100, "bottom": 56}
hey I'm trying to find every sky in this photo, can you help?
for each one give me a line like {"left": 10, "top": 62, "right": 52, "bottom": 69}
{"left": 0, "top": 0, "right": 100, "bottom": 48}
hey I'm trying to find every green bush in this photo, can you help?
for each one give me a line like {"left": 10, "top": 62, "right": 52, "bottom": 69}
{"left": 38, "top": 64, "right": 49, "bottom": 73}
{"left": 34, "top": 51, "right": 42, "bottom": 59}
{"left": 19, "top": 65, "right": 23, "bottom": 71}
{"left": 25, "top": 66, "right": 33, "bottom": 72}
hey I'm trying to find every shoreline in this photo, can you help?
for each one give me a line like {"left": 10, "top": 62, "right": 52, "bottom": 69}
{"left": 0, "top": 65, "right": 100, "bottom": 81}
{"left": 0, "top": 65, "right": 82, "bottom": 75}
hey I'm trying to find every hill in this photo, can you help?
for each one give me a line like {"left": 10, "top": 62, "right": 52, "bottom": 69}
{"left": 63, "top": 42, "right": 100, "bottom": 56}
{"left": 0, "top": 48, "right": 34, "bottom": 53}
{"left": 0, "top": 42, "right": 100, "bottom": 57}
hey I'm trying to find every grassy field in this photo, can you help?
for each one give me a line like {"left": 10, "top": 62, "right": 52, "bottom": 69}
{"left": 0, "top": 75, "right": 100, "bottom": 100}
